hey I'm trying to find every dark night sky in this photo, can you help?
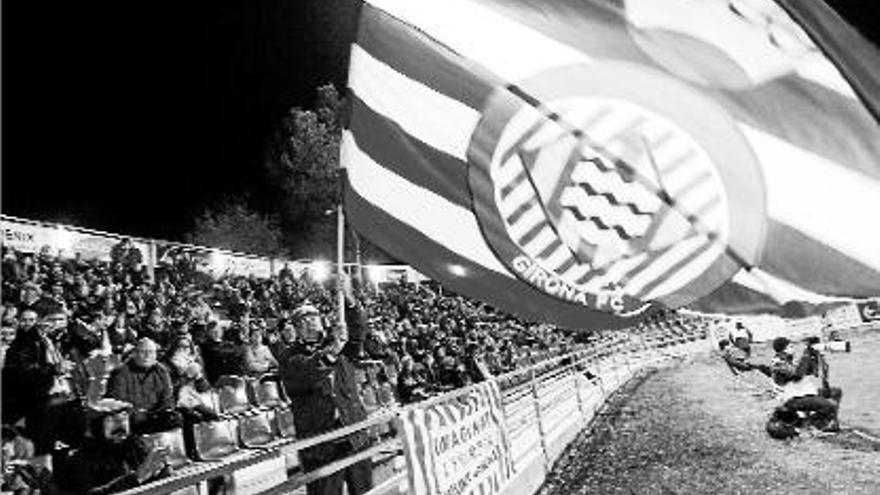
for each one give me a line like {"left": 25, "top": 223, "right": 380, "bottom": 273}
{"left": 2, "top": 1, "right": 878, "bottom": 242}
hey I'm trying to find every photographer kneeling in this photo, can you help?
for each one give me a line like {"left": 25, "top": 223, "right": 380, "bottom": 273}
{"left": 767, "top": 337, "right": 842, "bottom": 438}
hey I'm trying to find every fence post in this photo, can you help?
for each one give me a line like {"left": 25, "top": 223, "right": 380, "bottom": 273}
{"left": 529, "top": 367, "right": 550, "bottom": 473}
{"left": 570, "top": 360, "right": 588, "bottom": 427}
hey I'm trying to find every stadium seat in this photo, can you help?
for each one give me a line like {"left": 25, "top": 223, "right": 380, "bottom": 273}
{"left": 273, "top": 406, "right": 296, "bottom": 438}
{"left": 142, "top": 428, "right": 191, "bottom": 469}
{"left": 377, "top": 383, "right": 396, "bottom": 407}
{"left": 248, "top": 374, "right": 289, "bottom": 408}
{"left": 361, "top": 385, "right": 379, "bottom": 410}
{"left": 238, "top": 409, "right": 276, "bottom": 447}
{"left": 193, "top": 418, "right": 240, "bottom": 461}
{"left": 354, "top": 368, "right": 368, "bottom": 386}
{"left": 86, "top": 376, "right": 109, "bottom": 405}
{"left": 383, "top": 363, "right": 398, "bottom": 385}
{"left": 216, "top": 375, "right": 252, "bottom": 415}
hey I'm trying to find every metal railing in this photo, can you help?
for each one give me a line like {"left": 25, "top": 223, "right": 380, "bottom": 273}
{"left": 118, "top": 330, "right": 710, "bottom": 495}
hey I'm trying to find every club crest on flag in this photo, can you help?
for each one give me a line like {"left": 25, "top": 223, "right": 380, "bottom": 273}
{"left": 468, "top": 62, "right": 768, "bottom": 313}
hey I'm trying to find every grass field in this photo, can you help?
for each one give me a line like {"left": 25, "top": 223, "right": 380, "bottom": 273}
{"left": 538, "top": 329, "right": 880, "bottom": 495}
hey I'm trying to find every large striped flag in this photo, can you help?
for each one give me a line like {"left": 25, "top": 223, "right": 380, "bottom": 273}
{"left": 342, "top": 0, "right": 880, "bottom": 329}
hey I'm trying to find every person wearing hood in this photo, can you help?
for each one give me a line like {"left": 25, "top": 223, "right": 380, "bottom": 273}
{"left": 55, "top": 398, "right": 170, "bottom": 494}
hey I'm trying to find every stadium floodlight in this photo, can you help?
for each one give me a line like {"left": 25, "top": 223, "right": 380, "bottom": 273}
{"left": 366, "top": 265, "right": 383, "bottom": 285}
{"left": 209, "top": 249, "right": 224, "bottom": 273}
{"left": 311, "top": 260, "right": 331, "bottom": 282}
{"left": 52, "top": 227, "right": 75, "bottom": 255}
{"left": 448, "top": 264, "right": 467, "bottom": 277}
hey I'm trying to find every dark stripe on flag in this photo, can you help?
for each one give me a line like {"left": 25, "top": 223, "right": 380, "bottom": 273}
{"left": 688, "top": 279, "right": 784, "bottom": 315}
{"left": 500, "top": 172, "right": 527, "bottom": 199}
{"left": 714, "top": 80, "right": 880, "bottom": 182}
{"left": 553, "top": 255, "right": 578, "bottom": 275}
{"left": 762, "top": 221, "right": 880, "bottom": 297}
{"left": 634, "top": 240, "right": 714, "bottom": 299}
{"left": 349, "top": 95, "right": 471, "bottom": 209}
{"left": 537, "top": 238, "right": 562, "bottom": 259}
{"left": 517, "top": 221, "right": 548, "bottom": 246}
{"left": 777, "top": 0, "right": 880, "bottom": 127}
{"left": 358, "top": 4, "right": 499, "bottom": 112}
{"left": 345, "top": 184, "right": 635, "bottom": 330}
{"left": 505, "top": 198, "right": 536, "bottom": 225}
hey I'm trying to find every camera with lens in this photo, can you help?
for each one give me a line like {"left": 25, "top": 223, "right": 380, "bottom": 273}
{"left": 804, "top": 336, "right": 851, "bottom": 353}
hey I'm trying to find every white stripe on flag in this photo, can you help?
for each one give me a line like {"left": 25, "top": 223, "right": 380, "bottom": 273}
{"left": 540, "top": 241, "right": 575, "bottom": 270}
{"left": 731, "top": 268, "right": 853, "bottom": 304}
{"left": 365, "top": 0, "right": 592, "bottom": 83}
{"left": 523, "top": 229, "right": 558, "bottom": 259}
{"left": 740, "top": 124, "right": 880, "bottom": 271}
{"left": 343, "top": 131, "right": 511, "bottom": 276}
{"left": 349, "top": 44, "right": 481, "bottom": 161}
{"left": 582, "top": 252, "right": 651, "bottom": 293}
{"left": 505, "top": 206, "right": 544, "bottom": 240}
{"left": 624, "top": 234, "right": 715, "bottom": 296}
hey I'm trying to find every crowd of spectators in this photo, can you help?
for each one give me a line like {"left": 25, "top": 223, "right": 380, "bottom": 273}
{"left": 0, "top": 239, "right": 705, "bottom": 493}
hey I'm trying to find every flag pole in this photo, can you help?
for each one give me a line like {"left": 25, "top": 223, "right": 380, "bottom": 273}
{"left": 337, "top": 201, "right": 347, "bottom": 332}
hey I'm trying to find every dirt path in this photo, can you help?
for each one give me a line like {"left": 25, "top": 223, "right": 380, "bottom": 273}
{"left": 538, "top": 355, "right": 880, "bottom": 495}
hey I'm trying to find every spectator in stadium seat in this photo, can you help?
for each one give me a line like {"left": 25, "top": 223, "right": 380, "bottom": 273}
{"left": 200, "top": 321, "right": 246, "bottom": 384}
{"left": 56, "top": 398, "right": 170, "bottom": 494}
{"left": 2, "top": 297, "right": 85, "bottom": 453}
{"left": 108, "top": 312, "right": 138, "bottom": 357}
{"left": 165, "top": 332, "right": 217, "bottom": 444}
{"left": 110, "top": 238, "right": 143, "bottom": 273}
{"left": 105, "top": 338, "right": 181, "bottom": 434}
{"left": 396, "top": 355, "right": 429, "bottom": 404}
{"left": 165, "top": 333, "right": 209, "bottom": 398}
{"left": 0, "top": 316, "right": 16, "bottom": 368}
{"left": 16, "top": 307, "right": 38, "bottom": 334}
{"left": 19, "top": 281, "right": 43, "bottom": 310}
{"left": 280, "top": 294, "right": 373, "bottom": 495}
{"left": 243, "top": 325, "right": 278, "bottom": 376}
{"left": 463, "top": 343, "right": 492, "bottom": 383}
{"left": 269, "top": 317, "right": 297, "bottom": 362}
{"left": 1, "top": 424, "right": 53, "bottom": 494}
{"left": 139, "top": 307, "right": 170, "bottom": 351}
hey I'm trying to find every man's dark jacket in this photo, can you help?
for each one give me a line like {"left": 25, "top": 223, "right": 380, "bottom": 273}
{"left": 200, "top": 339, "right": 246, "bottom": 384}
{"left": 280, "top": 301, "right": 370, "bottom": 468}
{"left": 2, "top": 328, "right": 70, "bottom": 422}
{"left": 56, "top": 436, "right": 154, "bottom": 494}
{"left": 282, "top": 342, "right": 369, "bottom": 451}
{"left": 105, "top": 360, "right": 174, "bottom": 414}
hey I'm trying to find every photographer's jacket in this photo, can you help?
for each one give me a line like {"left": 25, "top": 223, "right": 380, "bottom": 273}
{"left": 771, "top": 351, "right": 822, "bottom": 402}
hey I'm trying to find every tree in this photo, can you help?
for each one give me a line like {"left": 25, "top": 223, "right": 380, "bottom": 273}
{"left": 265, "top": 83, "right": 394, "bottom": 263}
{"left": 186, "top": 198, "right": 285, "bottom": 256}
{"left": 265, "top": 83, "right": 344, "bottom": 258}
